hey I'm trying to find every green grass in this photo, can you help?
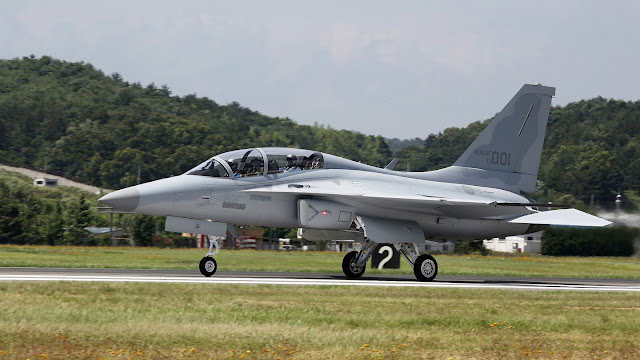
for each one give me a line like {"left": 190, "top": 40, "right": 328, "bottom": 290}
{"left": 2, "top": 245, "right": 640, "bottom": 279}
{"left": 0, "top": 282, "right": 639, "bottom": 359}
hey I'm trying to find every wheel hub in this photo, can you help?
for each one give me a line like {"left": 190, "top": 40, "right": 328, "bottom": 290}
{"left": 421, "top": 260, "right": 435, "bottom": 277}
{"left": 205, "top": 260, "right": 216, "bottom": 272}
{"left": 350, "top": 259, "right": 362, "bottom": 273}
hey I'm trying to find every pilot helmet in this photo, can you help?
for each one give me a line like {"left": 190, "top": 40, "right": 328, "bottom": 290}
{"left": 286, "top": 154, "right": 297, "bottom": 164}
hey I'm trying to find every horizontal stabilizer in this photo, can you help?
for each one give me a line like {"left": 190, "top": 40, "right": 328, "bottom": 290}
{"left": 496, "top": 202, "right": 571, "bottom": 209}
{"left": 505, "top": 209, "right": 611, "bottom": 227}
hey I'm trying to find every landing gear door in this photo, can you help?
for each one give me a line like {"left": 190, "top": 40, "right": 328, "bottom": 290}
{"left": 356, "top": 215, "right": 425, "bottom": 244}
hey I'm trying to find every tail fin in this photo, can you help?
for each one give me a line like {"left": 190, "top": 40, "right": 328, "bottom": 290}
{"left": 421, "top": 84, "right": 555, "bottom": 193}
{"left": 454, "top": 84, "right": 555, "bottom": 177}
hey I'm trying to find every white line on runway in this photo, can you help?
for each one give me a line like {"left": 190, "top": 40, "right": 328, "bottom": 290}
{"left": 1, "top": 274, "right": 639, "bottom": 292}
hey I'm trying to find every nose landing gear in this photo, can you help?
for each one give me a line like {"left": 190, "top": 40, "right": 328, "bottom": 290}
{"left": 199, "top": 256, "right": 217, "bottom": 277}
{"left": 199, "top": 236, "right": 221, "bottom": 277}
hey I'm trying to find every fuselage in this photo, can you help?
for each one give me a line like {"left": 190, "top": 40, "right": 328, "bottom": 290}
{"left": 110, "top": 163, "right": 536, "bottom": 241}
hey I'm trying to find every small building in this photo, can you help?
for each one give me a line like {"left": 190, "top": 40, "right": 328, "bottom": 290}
{"left": 236, "top": 227, "right": 265, "bottom": 249}
{"left": 84, "top": 227, "right": 123, "bottom": 237}
{"left": 421, "top": 240, "right": 456, "bottom": 253}
{"left": 33, "top": 178, "right": 58, "bottom": 187}
{"left": 327, "top": 241, "right": 354, "bottom": 252}
{"left": 483, "top": 231, "right": 543, "bottom": 253}
{"left": 239, "top": 236, "right": 257, "bottom": 249}
{"left": 185, "top": 226, "right": 266, "bottom": 249}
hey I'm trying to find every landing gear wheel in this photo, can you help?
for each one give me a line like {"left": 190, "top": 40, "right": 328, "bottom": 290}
{"left": 414, "top": 254, "right": 438, "bottom": 282}
{"left": 342, "top": 251, "right": 366, "bottom": 279}
{"left": 199, "top": 257, "right": 217, "bottom": 277}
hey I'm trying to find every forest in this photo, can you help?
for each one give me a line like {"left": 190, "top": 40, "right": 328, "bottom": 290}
{"left": 0, "top": 56, "right": 392, "bottom": 190}
{"left": 1, "top": 56, "right": 640, "bottom": 246}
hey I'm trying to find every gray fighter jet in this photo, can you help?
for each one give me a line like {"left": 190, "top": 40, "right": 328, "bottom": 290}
{"left": 99, "top": 84, "right": 610, "bottom": 281}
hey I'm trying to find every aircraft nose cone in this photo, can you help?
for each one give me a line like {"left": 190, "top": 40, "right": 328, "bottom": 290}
{"left": 99, "top": 187, "right": 140, "bottom": 211}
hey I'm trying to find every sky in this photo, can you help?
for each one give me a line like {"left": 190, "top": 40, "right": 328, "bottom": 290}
{"left": 1, "top": 0, "right": 639, "bottom": 139}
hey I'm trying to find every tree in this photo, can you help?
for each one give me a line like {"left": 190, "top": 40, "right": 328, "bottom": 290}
{"left": 0, "top": 181, "right": 22, "bottom": 243}
{"left": 130, "top": 215, "right": 156, "bottom": 246}
{"left": 42, "top": 202, "right": 64, "bottom": 246}
{"left": 63, "top": 194, "right": 92, "bottom": 245}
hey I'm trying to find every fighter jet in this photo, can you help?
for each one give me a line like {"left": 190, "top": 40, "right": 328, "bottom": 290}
{"left": 99, "top": 84, "right": 610, "bottom": 281}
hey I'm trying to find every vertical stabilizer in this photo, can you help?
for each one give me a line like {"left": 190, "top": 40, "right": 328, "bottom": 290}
{"left": 454, "top": 84, "right": 555, "bottom": 177}
{"left": 418, "top": 84, "right": 555, "bottom": 194}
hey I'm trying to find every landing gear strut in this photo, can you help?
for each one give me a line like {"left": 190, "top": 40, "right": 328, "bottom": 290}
{"left": 199, "top": 236, "right": 220, "bottom": 277}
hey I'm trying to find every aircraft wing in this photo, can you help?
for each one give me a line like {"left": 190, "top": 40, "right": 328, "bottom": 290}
{"left": 242, "top": 183, "right": 527, "bottom": 218}
{"left": 504, "top": 208, "right": 612, "bottom": 227}
{"left": 243, "top": 183, "right": 494, "bottom": 204}
{"left": 244, "top": 183, "right": 611, "bottom": 226}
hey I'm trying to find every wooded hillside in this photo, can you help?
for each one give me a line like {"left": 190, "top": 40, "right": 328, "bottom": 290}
{"left": 2, "top": 56, "right": 639, "bottom": 210}
{"left": 0, "top": 56, "right": 391, "bottom": 189}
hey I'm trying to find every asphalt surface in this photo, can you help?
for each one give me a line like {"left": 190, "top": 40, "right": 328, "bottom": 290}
{"left": 2, "top": 267, "right": 640, "bottom": 292}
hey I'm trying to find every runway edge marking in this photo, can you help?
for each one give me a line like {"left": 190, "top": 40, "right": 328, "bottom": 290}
{"left": 1, "top": 274, "right": 640, "bottom": 292}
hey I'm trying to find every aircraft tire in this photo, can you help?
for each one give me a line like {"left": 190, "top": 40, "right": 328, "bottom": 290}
{"left": 199, "top": 256, "right": 217, "bottom": 277}
{"left": 414, "top": 254, "right": 438, "bottom": 282}
{"left": 342, "top": 251, "right": 365, "bottom": 279}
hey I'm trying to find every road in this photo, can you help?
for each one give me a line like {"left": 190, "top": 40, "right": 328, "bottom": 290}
{"left": 0, "top": 164, "right": 110, "bottom": 193}
{"left": 2, "top": 267, "right": 640, "bottom": 292}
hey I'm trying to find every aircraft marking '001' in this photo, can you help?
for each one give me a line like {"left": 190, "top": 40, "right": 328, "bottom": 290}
{"left": 99, "top": 84, "right": 611, "bottom": 282}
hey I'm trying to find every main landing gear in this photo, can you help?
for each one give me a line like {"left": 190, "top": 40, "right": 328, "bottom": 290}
{"left": 340, "top": 241, "right": 438, "bottom": 282}
{"left": 413, "top": 254, "right": 438, "bottom": 282}
{"left": 341, "top": 240, "right": 377, "bottom": 279}
{"left": 199, "top": 236, "right": 220, "bottom": 277}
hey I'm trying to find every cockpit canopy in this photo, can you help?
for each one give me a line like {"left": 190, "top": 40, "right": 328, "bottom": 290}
{"left": 186, "top": 148, "right": 324, "bottom": 178}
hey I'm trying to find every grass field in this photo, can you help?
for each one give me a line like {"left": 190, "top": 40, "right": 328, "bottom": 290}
{"left": 1, "top": 245, "right": 640, "bottom": 279}
{"left": 1, "top": 282, "right": 639, "bottom": 359}
{"left": 2, "top": 245, "right": 640, "bottom": 359}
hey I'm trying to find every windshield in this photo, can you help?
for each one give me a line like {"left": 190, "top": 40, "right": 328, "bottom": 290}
{"left": 186, "top": 159, "right": 230, "bottom": 177}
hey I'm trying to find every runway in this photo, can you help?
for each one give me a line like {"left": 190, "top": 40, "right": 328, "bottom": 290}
{"left": 2, "top": 267, "right": 640, "bottom": 292}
